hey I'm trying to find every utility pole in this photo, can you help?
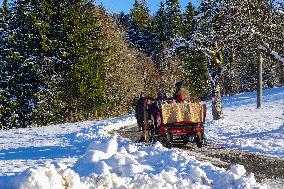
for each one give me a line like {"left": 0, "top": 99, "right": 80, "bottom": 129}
{"left": 257, "top": 52, "right": 263, "bottom": 108}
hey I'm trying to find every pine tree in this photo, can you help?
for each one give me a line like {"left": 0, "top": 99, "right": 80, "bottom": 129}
{"left": 174, "top": 2, "right": 209, "bottom": 99}
{"left": 152, "top": 2, "right": 167, "bottom": 60}
{"left": 1, "top": 0, "right": 48, "bottom": 128}
{"left": 182, "top": 2, "right": 195, "bottom": 38}
{"left": 30, "top": 0, "right": 108, "bottom": 121}
{"left": 0, "top": 7, "right": 4, "bottom": 129}
{"left": 164, "top": 0, "right": 183, "bottom": 40}
{"left": 177, "top": 49, "right": 209, "bottom": 99}
{"left": 126, "top": 0, "right": 151, "bottom": 52}
{"left": 0, "top": 2, "right": 5, "bottom": 51}
{"left": 0, "top": 0, "right": 10, "bottom": 130}
{"left": 3, "top": 0, "right": 8, "bottom": 13}
{"left": 71, "top": 3, "right": 108, "bottom": 119}
{"left": 1, "top": 0, "right": 109, "bottom": 127}
{"left": 115, "top": 11, "right": 130, "bottom": 29}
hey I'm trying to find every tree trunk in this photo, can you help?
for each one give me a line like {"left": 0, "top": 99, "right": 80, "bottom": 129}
{"left": 257, "top": 52, "right": 263, "bottom": 108}
{"left": 212, "top": 81, "right": 224, "bottom": 120}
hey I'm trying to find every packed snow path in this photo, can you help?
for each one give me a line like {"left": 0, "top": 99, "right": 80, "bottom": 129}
{"left": 118, "top": 126, "right": 284, "bottom": 183}
{"left": 0, "top": 87, "right": 282, "bottom": 189}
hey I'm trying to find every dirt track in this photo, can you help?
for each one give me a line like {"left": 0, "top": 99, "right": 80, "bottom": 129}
{"left": 116, "top": 125, "right": 284, "bottom": 187}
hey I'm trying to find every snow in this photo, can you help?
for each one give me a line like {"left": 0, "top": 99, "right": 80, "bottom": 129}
{"left": 6, "top": 138, "right": 265, "bottom": 189}
{"left": 0, "top": 87, "right": 283, "bottom": 189}
{"left": 259, "top": 44, "right": 284, "bottom": 65}
{"left": 206, "top": 87, "right": 284, "bottom": 158}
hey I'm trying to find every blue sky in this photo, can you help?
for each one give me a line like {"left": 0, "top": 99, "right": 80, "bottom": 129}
{"left": 1, "top": 0, "right": 200, "bottom": 14}
{"left": 95, "top": 0, "right": 200, "bottom": 14}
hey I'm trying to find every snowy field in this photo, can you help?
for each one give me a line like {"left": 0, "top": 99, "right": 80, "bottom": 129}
{"left": 0, "top": 87, "right": 283, "bottom": 189}
{"left": 206, "top": 87, "right": 284, "bottom": 158}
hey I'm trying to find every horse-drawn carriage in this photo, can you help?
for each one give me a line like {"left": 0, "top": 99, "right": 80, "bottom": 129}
{"left": 135, "top": 96, "right": 206, "bottom": 148}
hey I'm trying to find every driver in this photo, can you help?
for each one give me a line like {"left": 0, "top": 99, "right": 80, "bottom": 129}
{"left": 173, "top": 81, "right": 191, "bottom": 103}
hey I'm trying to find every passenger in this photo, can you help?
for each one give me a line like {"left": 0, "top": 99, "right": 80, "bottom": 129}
{"left": 173, "top": 81, "right": 191, "bottom": 103}
{"left": 155, "top": 92, "right": 167, "bottom": 103}
{"left": 151, "top": 92, "right": 167, "bottom": 135}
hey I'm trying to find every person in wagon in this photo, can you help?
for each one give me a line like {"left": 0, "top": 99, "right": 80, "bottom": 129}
{"left": 150, "top": 92, "right": 167, "bottom": 133}
{"left": 173, "top": 81, "right": 191, "bottom": 103}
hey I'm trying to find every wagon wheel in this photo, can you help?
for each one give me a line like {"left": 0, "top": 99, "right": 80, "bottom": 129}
{"left": 162, "top": 138, "right": 172, "bottom": 149}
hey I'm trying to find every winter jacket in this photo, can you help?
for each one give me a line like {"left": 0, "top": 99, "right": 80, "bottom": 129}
{"left": 174, "top": 87, "right": 190, "bottom": 103}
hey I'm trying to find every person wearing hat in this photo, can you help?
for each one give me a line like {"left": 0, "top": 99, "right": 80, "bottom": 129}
{"left": 173, "top": 81, "right": 190, "bottom": 103}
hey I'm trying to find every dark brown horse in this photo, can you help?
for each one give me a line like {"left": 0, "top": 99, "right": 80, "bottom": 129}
{"left": 135, "top": 95, "right": 154, "bottom": 141}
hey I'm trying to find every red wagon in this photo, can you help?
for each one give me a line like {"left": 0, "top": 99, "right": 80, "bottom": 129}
{"left": 135, "top": 97, "right": 206, "bottom": 148}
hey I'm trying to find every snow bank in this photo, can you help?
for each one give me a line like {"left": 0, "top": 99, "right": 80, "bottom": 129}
{"left": 10, "top": 136, "right": 266, "bottom": 189}
{"left": 9, "top": 163, "right": 87, "bottom": 189}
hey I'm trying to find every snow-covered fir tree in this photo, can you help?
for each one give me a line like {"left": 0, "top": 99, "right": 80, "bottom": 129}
{"left": 126, "top": 0, "right": 151, "bottom": 52}
{"left": 181, "top": 2, "right": 195, "bottom": 38}
{"left": 151, "top": 2, "right": 167, "bottom": 61}
{"left": 164, "top": 0, "right": 182, "bottom": 40}
{"left": 1, "top": 0, "right": 46, "bottom": 128}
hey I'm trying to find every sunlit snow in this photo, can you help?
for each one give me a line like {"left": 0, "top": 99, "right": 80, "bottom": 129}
{"left": 0, "top": 87, "right": 283, "bottom": 189}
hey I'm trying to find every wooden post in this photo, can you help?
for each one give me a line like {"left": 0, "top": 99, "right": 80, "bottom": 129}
{"left": 257, "top": 52, "right": 263, "bottom": 108}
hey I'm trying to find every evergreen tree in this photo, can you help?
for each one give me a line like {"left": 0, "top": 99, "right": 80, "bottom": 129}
{"left": 32, "top": 0, "right": 108, "bottom": 121}
{"left": 0, "top": 2, "right": 3, "bottom": 56}
{"left": 152, "top": 1, "right": 167, "bottom": 60}
{"left": 115, "top": 11, "right": 130, "bottom": 29}
{"left": 1, "top": 0, "right": 48, "bottom": 128}
{"left": 1, "top": 0, "right": 108, "bottom": 127}
{"left": 174, "top": 2, "right": 209, "bottom": 99}
{"left": 164, "top": 0, "right": 183, "bottom": 40}
{"left": 178, "top": 49, "right": 209, "bottom": 99}
{"left": 182, "top": 2, "right": 195, "bottom": 38}
{"left": 126, "top": 0, "right": 151, "bottom": 53}
{"left": 0, "top": 0, "right": 9, "bottom": 129}
{"left": 3, "top": 0, "right": 8, "bottom": 13}
{"left": 71, "top": 3, "right": 108, "bottom": 119}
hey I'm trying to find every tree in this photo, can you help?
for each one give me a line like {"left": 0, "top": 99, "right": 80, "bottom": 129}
{"left": 114, "top": 11, "right": 130, "bottom": 29}
{"left": 126, "top": 0, "right": 151, "bottom": 52}
{"left": 176, "top": 3, "right": 209, "bottom": 99}
{"left": 181, "top": 2, "right": 195, "bottom": 38}
{"left": 164, "top": 0, "right": 183, "bottom": 40}
{"left": 1, "top": 0, "right": 50, "bottom": 128}
{"left": 0, "top": 0, "right": 110, "bottom": 128}
{"left": 69, "top": 3, "right": 108, "bottom": 119}
{"left": 171, "top": 0, "right": 284, "bottom": 119}
{"left": 178, "top": 49, "right": 209, "bottom": 99}
{"left": 3, "top": 0, "right": 8, "bottom": 13}
{"left": 0, "top": 0, "right": 10, "bottom": 129}
{"left": 151, "top": 2, "right": 167, "bottom": 61}
{"left": 97, "top": 8, "right": 159, "bottom": 116}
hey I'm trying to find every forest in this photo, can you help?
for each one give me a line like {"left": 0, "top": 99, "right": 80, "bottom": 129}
{"left": 0, "top": 0, "right": 283, "bottom": 129}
